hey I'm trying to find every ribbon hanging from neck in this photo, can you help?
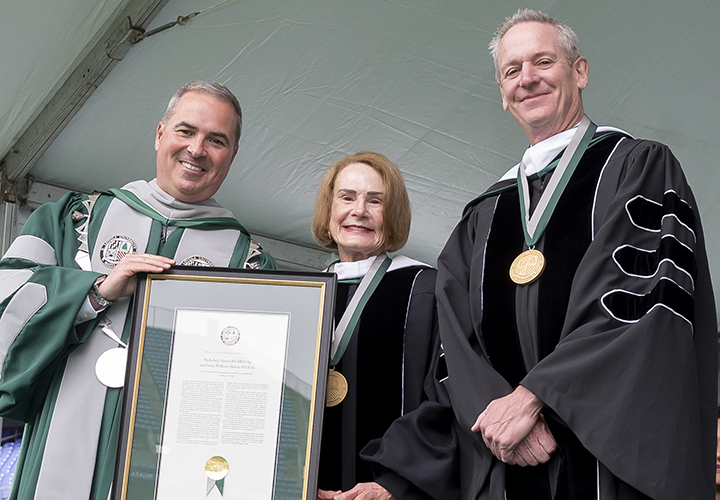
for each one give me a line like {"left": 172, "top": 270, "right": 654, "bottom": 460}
{"left": 325, "top": 253, "right": 392, "bottom": 406}
{"left": 509, "top": 115, "right": 597, "bottom": 285}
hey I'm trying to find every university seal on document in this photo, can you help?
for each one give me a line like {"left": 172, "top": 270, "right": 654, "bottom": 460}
{"left": 99, "top": 235, "right": 137, "bottom": 268}
{"left": 220, "top": 326, "right": 241, "bottom": 346}
{"left": 180, "top": 255, "right": 214, "bottom": 267}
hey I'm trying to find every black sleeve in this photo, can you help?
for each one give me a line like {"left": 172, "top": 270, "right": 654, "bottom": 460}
{"left": 361, "top": 342, "right": 461, "bottom": 500}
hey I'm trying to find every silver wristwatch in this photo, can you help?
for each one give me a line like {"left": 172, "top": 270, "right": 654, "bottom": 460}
{"left": 90, "top": 275, "right": 116, "bottom": 308}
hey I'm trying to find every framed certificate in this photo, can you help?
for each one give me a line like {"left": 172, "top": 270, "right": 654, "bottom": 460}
{"left": 111, "top": 267, "right": 336, "bottom": 500}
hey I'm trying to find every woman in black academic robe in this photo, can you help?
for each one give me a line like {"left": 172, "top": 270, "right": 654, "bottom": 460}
{"left": 311, "top": 152, "right": 438, "bottom": 498}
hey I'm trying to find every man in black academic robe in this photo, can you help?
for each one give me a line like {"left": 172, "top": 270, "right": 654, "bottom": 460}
{"left": 336, "top": 8, "right": 717, "bottom": 500}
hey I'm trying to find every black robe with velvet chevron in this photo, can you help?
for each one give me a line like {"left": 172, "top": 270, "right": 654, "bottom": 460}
{"left": 362, "top": 134, "right": 717, "bottom": 500}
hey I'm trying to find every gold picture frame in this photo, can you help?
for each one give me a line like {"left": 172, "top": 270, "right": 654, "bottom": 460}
{"left": 111, "top": 267, "right": 336, "bottom": 500}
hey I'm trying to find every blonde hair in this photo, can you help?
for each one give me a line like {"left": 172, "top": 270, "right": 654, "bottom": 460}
{"left": 312, "top": 152, "right": 411, "bottom": 253}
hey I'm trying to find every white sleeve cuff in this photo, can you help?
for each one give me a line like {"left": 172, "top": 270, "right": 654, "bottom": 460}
{"left": 75, "top": 295, "right": 102, "bottom": 324}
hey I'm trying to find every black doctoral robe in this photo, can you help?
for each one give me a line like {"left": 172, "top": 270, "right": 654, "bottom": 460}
{"left": 362, "top": 134, "right": 717, "bottom": 500}
{"left": 318, "top": 263, "right": 438, "bottom": 492}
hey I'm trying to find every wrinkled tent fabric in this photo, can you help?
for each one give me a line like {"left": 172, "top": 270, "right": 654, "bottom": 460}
{"left": 0, "top": 0, "right": 127, "bottom": 159}
{"left": 2, "top": 0, "right": 719, "bottom": 318}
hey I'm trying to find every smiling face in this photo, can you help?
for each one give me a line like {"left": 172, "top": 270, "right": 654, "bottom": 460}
{"left": 155, "top": 91, "right": 238, "bottom": 202}
{"left": 497, "top": 21, "right": 588, "bottom": 145}
{"left": 329, "top": 162, "right": 386, "bottom": 262}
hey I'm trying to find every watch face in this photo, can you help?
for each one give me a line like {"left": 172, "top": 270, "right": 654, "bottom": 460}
{"left": 92, "top": 277, "right": 113, "bottom": 306}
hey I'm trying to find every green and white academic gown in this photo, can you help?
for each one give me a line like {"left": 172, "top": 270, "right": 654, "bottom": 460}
{"left": 0, "top": 179, "right": 276, "bottom": 500}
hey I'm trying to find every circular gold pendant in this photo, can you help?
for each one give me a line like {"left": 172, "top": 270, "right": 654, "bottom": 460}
{"left": 509, "top": 249, "right": 546, "bottom": 285}
{"left": 326, "top": 370, "right": 348, "bottom": 407}
{"left": 205, "top": 456, "right": 229, "bottom": 481}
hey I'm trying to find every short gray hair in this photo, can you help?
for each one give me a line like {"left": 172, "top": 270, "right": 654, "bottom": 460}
{"left": 489, "top": 9, "right": 582, "bottom": 84}
{"left": 162, "top": 81, "right": 243, "bottom": 148}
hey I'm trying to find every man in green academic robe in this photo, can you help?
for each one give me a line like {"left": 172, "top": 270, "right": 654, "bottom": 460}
{"left": 0, "top": 81, "right": 276, "bottom": 500}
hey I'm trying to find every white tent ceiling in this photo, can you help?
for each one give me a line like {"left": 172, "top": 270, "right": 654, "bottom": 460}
{"left": 2, "top": 0, "right": 719, "bottom": 314}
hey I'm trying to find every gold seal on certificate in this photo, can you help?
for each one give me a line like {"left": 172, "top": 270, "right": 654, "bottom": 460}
{"left": 326, "top": 370, "right": 348, "bottom": 407}
{"left": 205, "top": 456, "right": 230, "bottom": 481}
{"left": 509, "top": 249, "right": 546, "bottom": 285}
{"left": 220, "top": 326, "right": 240, "bottom": 346}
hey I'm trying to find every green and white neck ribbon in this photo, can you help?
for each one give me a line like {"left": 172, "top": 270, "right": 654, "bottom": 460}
{"left": 329, "top": 253, "right": 392, "bottom": 367}
{"left": 518, "top": 115, "right": 597, "bottom": 247}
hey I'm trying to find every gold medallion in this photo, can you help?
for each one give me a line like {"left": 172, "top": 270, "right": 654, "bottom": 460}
{"left": 326, "top": 370, "right": 348, "bottom": 407}
{"left": 509, "top": 249, "right": 546, "bottom": 285}
{"left": 205, "top": 456, "right": 229, "bottom": 481}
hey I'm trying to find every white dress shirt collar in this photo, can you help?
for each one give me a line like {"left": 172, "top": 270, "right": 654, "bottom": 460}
{"left": 499, "top": 124, "right": 631, "bottom": 181}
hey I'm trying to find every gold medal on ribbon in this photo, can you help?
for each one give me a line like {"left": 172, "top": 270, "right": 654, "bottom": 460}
{"left": 326, "top": 370, "right": 348, "bottom": 407}
{"left": 512, "top": 116, "right": 596, "bottom": 287}
{"left": 509, "top": 249, "right": 546, "bottom": 285}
